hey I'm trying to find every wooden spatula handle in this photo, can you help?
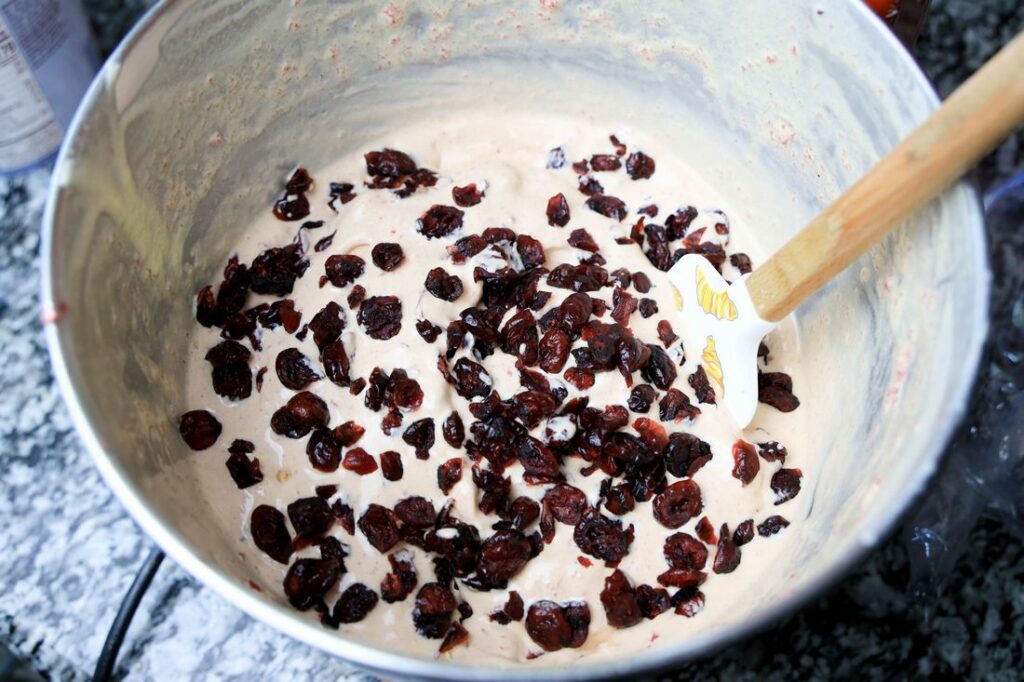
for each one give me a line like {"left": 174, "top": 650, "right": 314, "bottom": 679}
{"left": 746, "top": 30, "right": 1024, "bottom": 323}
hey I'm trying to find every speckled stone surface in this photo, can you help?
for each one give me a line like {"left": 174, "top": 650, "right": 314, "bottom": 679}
{"left": 1, "top": 1, "right": 1021, "bottom": 680}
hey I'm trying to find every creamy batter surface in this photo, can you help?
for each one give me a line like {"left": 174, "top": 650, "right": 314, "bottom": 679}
{"left": 179, "top": 114, "right": 809, "bottom": 666}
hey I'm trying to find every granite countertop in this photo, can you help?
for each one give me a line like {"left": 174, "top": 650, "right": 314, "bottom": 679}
{"left": 1, "top": 1, "right": 1022, "bottom": 680}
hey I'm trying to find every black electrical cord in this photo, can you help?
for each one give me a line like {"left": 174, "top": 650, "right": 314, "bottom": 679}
{"left": 93, "top": 547, "right": 165, "bottom": 682}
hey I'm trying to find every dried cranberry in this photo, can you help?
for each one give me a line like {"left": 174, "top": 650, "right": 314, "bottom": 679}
{"left": 225, "top": 439, "right": 262, "bottom": 488}
{"left": 306, "top": 428, "right": 342, "bottom": 471}
{"left": 365, "top": 149, "right": 416, "bottom": 177}
{"left": 627, "top": 385, "right": 656, "bottom": 413}
{"left": 257, "top": 299, "right": 302, "bottom": 333}
{"left": 275, "top": 348, "right": 320, "bottom": 391}
{"left": 477, "top": 529, "right": 532, "bottom": 586}
{"left": 731, "top": 440, "right": 760, "bottom": 485}
{"left": 664, "top": 432, "right": 712, "bottom": 478}
{"left": 391, "top": 499, "right": 436, "bottom": 533}
{"left": 403, "top": 418, "right": 435, "bottom": 459}
{"left": 273, "top": 193, "right": 310, "bottom": 222}
{"left": 339, "top": 448, "right": 376, "bottom": 475}
{"left": 585, "top": 195, "right": 627, "bottom": 221}
{"left": 515, "top": 234, "right": 545, "bottom": 271}
{"left": 758, "top": 372, "right": 800, "bottom": 412}
{"left": 757, "top": 441, "right": 788, "bottom": 463}
{"left": 588, "top": 154, "right": 619, "bottom": 171}
{"left": 424, "top": 267, "right": 464, "bottom": 301}
{"left": 215, "top": 256, "right": 250, "bottom": 315}
{"left": 271, "top": 391, "right": 329, "bottom": 438}
{"left": 179, "top": 410, "right": 221, "bottom": 450}
{"left": 562, "top": 232, "right": 597, "bottom": 258}
{"left": 381, "top": 407, "right": 403, "bottom": 435}
{"left": 370, "top": 451, "right": 400, "bottom": 482}
{"left": 537, "top": 329, "right": 570, "bottom": 374}
{"left": 654, "top": 321, "right": 677, "bottom": 348}
{"left": 688, "top": 366, "right": 717, "bottom": 405}
{"left": 544, "top": 484, "right": 588, "bottom": 525}
{"left": 625, "top": 151, "right": 655, "bottom": 179}
{"left": 250, "top": 244, "right": 309, "bottom": 295}
{"left": 659, "top": 388, "right": 699, "bottom": 422}
{"left": 564, "top": 368, "right": 595, "bottom": 390}
{"left": 418, "top": 204, "right": 464, "bottom": 239}
{"left": 513, "top": 390, "right": 556, "bottom": 428}
{"left": 471, "top": 467, "right": 511, "bottom": 516}
{"left": 452, "top": 183, "right": 484, "bottom": 207}
{"left": 632, "top": 418, "right": 668, "bottom": 454}
{"left": 546, "top": 193, "right": 571, "bottom": 227}
{"left": 416, "top": 319, "right": 442, "bottom": 343}
{"left": 210, "top": 363, "right": 252, "bottom": 401}
{"left": 601, "top": 480, "right": 635, "bottom": 516}
{"left": 685, "top": 518, "right": 712, "bottom": 547}
{"left": 635, "top": 585, "right": 670, "bottom": 619}
{"left": 451, "top": 358, "right": 492, "bottom": 399}
{"left": 308, "top": 301, "right": 346, "bottom": 350}
{"left": 379, "top": 551, "right": 418, "bottom": 603}
{"left": 320, "top": 338, "right": 350, "bottom": 387}
{"left": 673, "top": 588, "right": 705, "bottom": 617}
{"left": 439, "top": 623, "right": 470, "bottom": 653}
{"left": 573, "top": 509, "right": 634, "bottom": 564}
{"left": 653, "top": 480, "right": 702, "bottom": 529}
{"left": 758, "top": 515, "right": 790, "bottom": 536}
{"left": 331, "top": 500, "right": 355, "bottom": 535}
{"left": 288, "top": 496, "right": 333, "bottom": 539}
{"left": 510, "top": 497, "right": 541, "bottom": 530}
{"left": 315, "top": 485, "right": 338, "bottom": 499}
{"left": 371, "top": 242, "right": 404, "bottom": 271}
{"left": 195, "top": 285, "right": 222, "bottom": 328}
{"left": 663, "top": 532, "right": 708, "bottom": 570}
{"left": 326, "top": 182, "right": 355, "bottom": 211}
{"left": 771, "top": 468, "right": 803, "bottom": 504}
{"left": 357, "top": 504, "right": 399, "bottom": 553}
{"left": 730, "top": 252, "right": 753, "bottom": 274}
{"left": 435, "top": 411, "right": 464, "bottom": 449}
{"left": 552, "top": 292, "right": 594, "bottom": 339}
{"left": 599, "top": 569, "right": 642, "bottom": 628}
{"left": 325, "top": 254, "right": 365, "bottom": 288}
{"left": 324, "top": 422, "right": 360, "bottom": 449}
{"left": 547, "top": 263, "right": 609, "bottom": 293}
{"left": 251, "top": 505, "right": 292, "bottom": 563}
{"left": 283, "top": 557, "right": 341, "bottom": 610}
{"left": 663, "top": 206, "right": 697, "bottom": 239}
{"left": 641, "top": 344, "right": 677, "bottom": 389}
{"left": 358, "top": 296, "right": 402, "bottom": 340}
{"left": 578, "top": 176, "right": 605, "bottom": 196}
{"left": 334, "top": 583, "right": 379, "bottom": 623}
{"left": 733, "top": 519, "right": 755, "bottom": 546}
{"left": 525, "top": 600, "right": 590, "bottom": 651}
{"left": 713, "top": 523, "right": 741, "bottom": 574}
{"left": 385, "top": 370, "right": 423, "bottom": 411}
{"left": 610, "top": 290, "right": 638, "bottom": 326}
{"left": 437, "top": 458, "right": 463, "bottom": 494}
{"left": 491, "top": 590, "right": 525, "bottom": 624}
{"left": 517, "top": 436, "right": 563, "bottom": 485}
{"left": 348, "top": 378, "right": 366, "bottom": 395}
{"left": 412, "top": 583, "right": 457, "bottom": 638}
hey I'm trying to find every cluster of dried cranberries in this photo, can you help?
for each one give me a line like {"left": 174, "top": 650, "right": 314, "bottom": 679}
{"left": 178, "top": 140, "right": 803, "bottom": 657}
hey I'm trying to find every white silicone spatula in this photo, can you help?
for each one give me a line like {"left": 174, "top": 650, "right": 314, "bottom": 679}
{"left": 669, "top": 30, "right": 1024, "bottom": 428}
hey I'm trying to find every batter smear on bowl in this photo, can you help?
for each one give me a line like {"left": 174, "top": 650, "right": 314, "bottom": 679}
{"left": 181, "top": 118, "right": 805, "bottom": 663}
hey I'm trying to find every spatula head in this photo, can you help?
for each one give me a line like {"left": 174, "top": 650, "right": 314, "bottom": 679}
{"left": 666, "top": 254, "right": 776, "bottom": 428}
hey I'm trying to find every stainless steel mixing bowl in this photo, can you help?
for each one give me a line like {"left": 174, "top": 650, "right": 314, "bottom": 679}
{"left": 41, "top": 1, "right": 988, "bottom": 679}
